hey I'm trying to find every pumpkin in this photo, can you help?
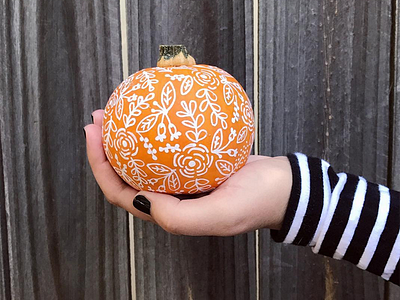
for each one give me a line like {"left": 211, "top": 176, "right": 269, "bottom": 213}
{"left": 102, "top": 45, "right": 254, "bottom": 194}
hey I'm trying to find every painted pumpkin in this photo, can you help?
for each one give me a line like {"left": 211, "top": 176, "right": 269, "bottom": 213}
{"left": 102, "top": 45, "right": 254, "bottom": 194}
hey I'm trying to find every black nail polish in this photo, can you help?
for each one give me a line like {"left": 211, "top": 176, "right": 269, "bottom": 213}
{"left": 91, "top": 114, "right": 94, "bottom": 123}
{"left": 83, "top": 128, "right": 86, "bottom": 138}
{"left": 133, "top": 195, "right": 151, "bottom": 215}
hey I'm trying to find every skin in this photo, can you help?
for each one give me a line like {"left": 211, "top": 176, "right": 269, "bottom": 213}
{"left": 84, "top": 109, "right": 292, "bottom": 236}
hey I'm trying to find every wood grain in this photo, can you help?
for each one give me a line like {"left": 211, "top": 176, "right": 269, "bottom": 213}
{"left": 323, "top": 1, "right": 393, "bottom": 298}
{"left": 1, "top": 0, "right": 398, "bottom": 298}
{"left": 126, "top": 0, "right": 256, "bottom": 299}
{"left": 388, "top": 0, "right": 400, "bottom": 297}
{"left": 0, "top": 139, "right": 11, "bottom": 300}
{"left": 0, "top": 0, "right": 130, "bottom": 299}
{"left": 258, "top": 0, "right": 391, "bottom": 299}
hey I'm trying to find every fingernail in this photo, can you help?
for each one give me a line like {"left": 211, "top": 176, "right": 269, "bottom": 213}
{"left": 83, "top": 128, "right": 86, "bottom": 138}
{"left": 91, "top": 114, "right": 94, "bottom": 123}
{"left": 133, "top": 195, "right": 151, "bottom": 215}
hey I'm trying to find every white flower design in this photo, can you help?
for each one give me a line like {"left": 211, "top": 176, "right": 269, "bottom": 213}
{"left": 115, "top": 128, "right": 138, "bottom": 160}
{"left": 241, "top": 102, "right": 254, "bottom": 129}
{"left": 173, "top": 144, "right": 213, "bottom": 178}
{"left": 193, "top": 69, "right": 220, "bottom": 89}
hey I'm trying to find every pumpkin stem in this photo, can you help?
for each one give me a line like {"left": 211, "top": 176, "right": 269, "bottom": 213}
{"left": 157, "top": 45, "right": 196, "bottom": 67}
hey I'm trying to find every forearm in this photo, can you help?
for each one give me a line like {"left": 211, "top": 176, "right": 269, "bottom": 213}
{"left": 271, "top": 153, "right": 400, "bottom": 285}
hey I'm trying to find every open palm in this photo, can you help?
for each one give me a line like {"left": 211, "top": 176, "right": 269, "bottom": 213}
{"left": 84, "top": 110, "right": 291, "bottom": 236}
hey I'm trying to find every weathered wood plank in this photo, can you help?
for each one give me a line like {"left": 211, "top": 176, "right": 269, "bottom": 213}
{"left": 0, "top": 140, "right": 11, "bottom": 300}
{"left": 126, "top": 0, "right": 255, "bottom": 299}
{"left": 258, "top": 1, "right": 326, "bottom": 297}
{"left": 0, "top": 0, "right": 11, "bottom": 281}
{"left": 0, "top": 0, "right": 130, "bottom": 299}
{"left": 323, "top": 1, "right": 392, "bottom": 298}
{"left": 258, "top": 0, "right": 391, "bottom": 298}
{"left": 388, "top": 0, "right": 400, "bottom": 297}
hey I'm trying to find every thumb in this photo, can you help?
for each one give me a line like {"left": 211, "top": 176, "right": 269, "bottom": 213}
{"left": 133, "top": 191, "right": 231, "bottom": 236}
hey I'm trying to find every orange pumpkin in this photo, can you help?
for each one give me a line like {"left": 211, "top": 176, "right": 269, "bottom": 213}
{"left": 102, "top": 45, "right": 254, "bottom": 194}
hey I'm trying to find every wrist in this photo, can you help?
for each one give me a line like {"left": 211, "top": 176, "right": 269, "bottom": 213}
{"left": 262, "top": 156, "right": 292, "bottom": 230}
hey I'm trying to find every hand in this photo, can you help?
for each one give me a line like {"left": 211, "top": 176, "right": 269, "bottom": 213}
{"left": 84, "top": 110, "right": 292, "bottom": 236}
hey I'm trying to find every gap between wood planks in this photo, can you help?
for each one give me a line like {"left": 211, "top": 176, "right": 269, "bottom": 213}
{"left": 119, "top": 0, "right": 136, "bottom": 299}
{"left": 386, "top": 0, "right": 399, "bottom": 298}
{"left": 253, "top": 1, "right": 260, "bottom": 300}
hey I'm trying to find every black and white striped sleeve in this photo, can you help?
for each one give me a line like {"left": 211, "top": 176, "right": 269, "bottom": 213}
{"left": 271, "top": 153, "right": 400, "bottom": 286}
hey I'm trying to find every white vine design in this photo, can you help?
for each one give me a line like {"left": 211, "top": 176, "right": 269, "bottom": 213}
{"left": 197, "top": 88, "right": 228, "bottom": 129}
{"left": 176, "top": 100, "right": 207, "bottom": 143}
{"left": 136, "top": 81, "right": 181, "bottom": 143}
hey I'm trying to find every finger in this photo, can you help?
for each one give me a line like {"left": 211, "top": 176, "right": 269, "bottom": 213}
{"left": 84, "top": 123, "right": 128, "bottom": 202}
{"left": 91, "top": 109, "right": 105, "bottom": 126}
{"left": 85, "top": 124, "right": 107, "bottom": 164}
{"left": 84, "top": 124, "right": 155, "bottom": 222}
{"left": 134, "top": 191, "right": 240, "bottom": 236}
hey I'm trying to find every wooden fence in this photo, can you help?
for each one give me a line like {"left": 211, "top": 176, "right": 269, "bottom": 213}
{"left": 1, "top": 0, "right": 400, "bottom": 299}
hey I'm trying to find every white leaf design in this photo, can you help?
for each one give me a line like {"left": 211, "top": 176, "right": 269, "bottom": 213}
{"left": 197, "top": 129, "right": 207, "bottom": 141}
{"left": 176, "top": 111, "right": 189, "bottom": 118}
{"left": 188, "top": 100, "right": 197, "bottom": 114}
{"left": 220, "top": 114, "right": 228, "bottom": 129}
{"left": 182, "top": 120, "right": 196, "bottom": 128}
{"left": 196, "top": 88, "right": 207, "bottom": 99}
{"left": 223, "top": 85, "right": 235, "bottom": 105}
{"left": 186, "top": 131, "right": 198, "bottom": 142}
{"left": 181, "top": 76, "right": 194, "bottom": 95}
{"left": 132, "top": 109, "right": 143, "bottom": 117}
{"left": 196, "top": 88, "right": 217, "bottom": 102}
{"left": 167, "top": 172, "right": 181, "bottom": 191}
{"left": 196, "top": 114, "right": 205, "bottom": 127}
{"left": 216, "top": 160, "right": 234, "bottom": 176}
{"left": 137, "top": 114, "right": 159, "bottom": 133}
{"left": 211, "top": 128, "right": 223, "bottom": 151}
{"left": 123, "top": 114, "right": 136, "bottom": 128}
{"left": 199, "top": 100, "right": 208, "bottom": 113}
{"left": 211, "top": 112, "right": 218, "bottom": 127}
{"left": 210, "top": 103, "right": 221, "bottom": 112}
{"left": 196, "top": 178, "right": 210, "bottom": 185}
{"left": 237, "top": 126, "right": 248, "bottom": 144}
{"left": 176, "top": 101, "right": 190, "bottom": 117}
{"left": 147, "top": 163, "right": 173, "bottom": 176}
{"left": 161, "top": 81, "right": 176, "bottom": 111}
{"left": 207, "top": 89, "right": 218, "bottom": 102}
{"left": 181, "top": 100, "right": 189, "bottom": 111}
{"left": 116, "top": 97, "right": 124, "bottom": 120}
{"left": 186, "top": 130, "right": 207, "bottom": 143}
{"left": 108, "top": 91, "right": 118, "bottom": 107}
{"left": 104, "top": 117, "right": 117, "bottom": 133}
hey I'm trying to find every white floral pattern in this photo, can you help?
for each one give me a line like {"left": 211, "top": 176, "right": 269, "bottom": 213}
{"left": 173, "top": 144, "right": 213, "bottom": 178}
{"left": 103, "top": 65, "right": 254, "bottom": 194}
{"left": 114, "top": 128, "right": 138, "bottom": 160}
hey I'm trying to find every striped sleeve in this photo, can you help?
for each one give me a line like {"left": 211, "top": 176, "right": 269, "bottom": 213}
{"left": 271, "top": 153, "right": 400, "bottom": 286}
